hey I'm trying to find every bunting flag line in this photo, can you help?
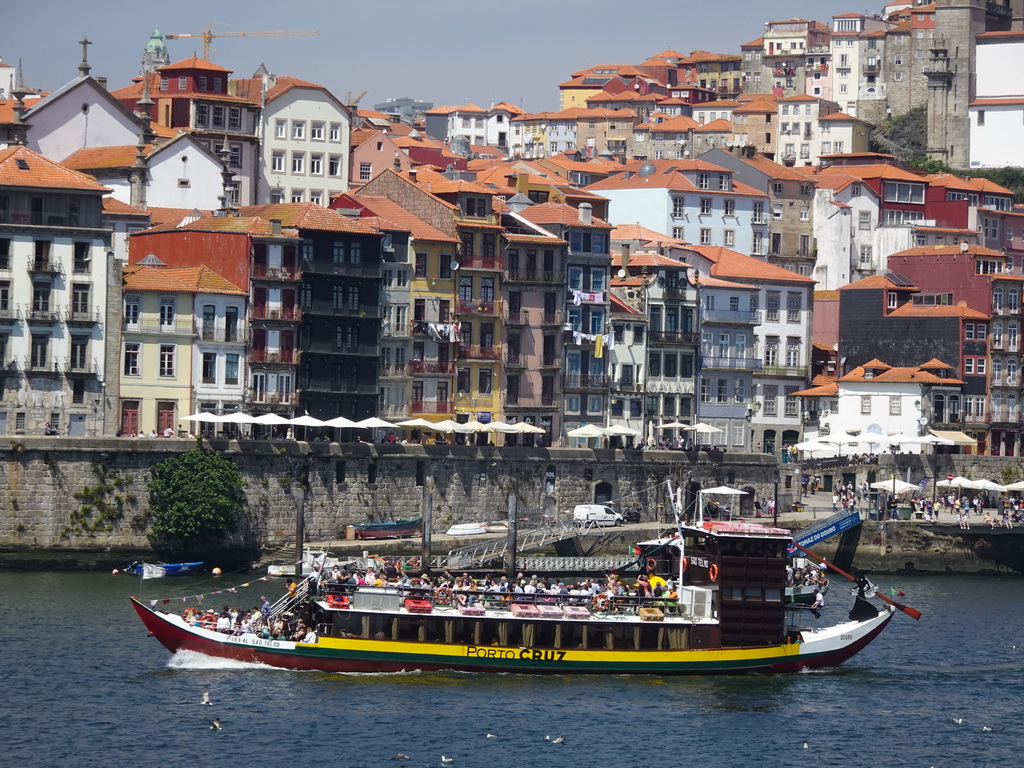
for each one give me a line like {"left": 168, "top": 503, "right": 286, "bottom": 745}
{"left": 145, "top": 575, "right": 273, "bottom": 607}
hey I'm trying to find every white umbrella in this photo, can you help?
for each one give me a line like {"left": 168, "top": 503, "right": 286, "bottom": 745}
{"left": 567, "top": 424, "right": 607, "bottom": 438}
{"left": 972, "top": 479, "right": 1007, "bottom": 492}
{"left": 462, "top": 419, "right": 492, "bottom": 432}
{"left": 355, "top": 417, "right": 395, "bottom": 429}
{"left": 936, "top": 476, "right": 976, "bottom": 489}
{"left": 218, "top": 411, "right": 258, "bottom": 424}
{"left": 182, "top": 412, "right": 221, "bottom": 422}
{"left": 901, "top": 434, "right": 955, "bottom": 446}
{"left": 683, "top": 422, "right": 724, "bottom": 434}
{"left": 515, "top": 423, "right": 546, "bottom": 434}
{"left": 869, "top": 479, "right": 920, "bottom": 493}
{"left": 658, "top": 421, "right": 690, "bottom": 429}
{"left": 794, "top": 439, "right": 832, "bottom": 452}
{"left": 702, "top": 485, "right": 748, "bottom": 495}
{"left": 604, "top": 425, "right": 640, "bottom": 437}
{"left": 396, "top": 418, "right": 437, "bottom": 428}
{"left": 323, "top": 416, "right": 358, "bottom": 428}
{"left": 1003, "top": 480, "right": 1024, "bottom": 492}
{"left": 433, "top": 419, "right": 476, "bottom": 434}
{"left": 289, "top": 414, "right": 327, "bottom": 427}
{"left": 251, "top": 413, "right": 291, "bottom": 425}
{"left": 486, "top": 420, "right": 522, "bottom": 433}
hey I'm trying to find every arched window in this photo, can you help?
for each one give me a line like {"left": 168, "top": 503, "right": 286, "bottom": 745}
{"left": 1010, "top": 288, "right": 1020, "bottom": 311}
{"left": 1010, "top": 322, "right": 1019, "bottom": 350}
{"left": 992, "top": 322, "right": 1003, "bottom": 346}
{"left": 993, "top": 287, "right": 1004, "bottom": 310}
{"left": 933, "top": 393, "right": 946, "bottom": 422}
{"left": 948, "top": 394, "right": 961, "bottom": 421}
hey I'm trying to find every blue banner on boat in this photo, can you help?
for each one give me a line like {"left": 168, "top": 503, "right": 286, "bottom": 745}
{"left": 794, "top": 511, "right": 862, "bottom": 550}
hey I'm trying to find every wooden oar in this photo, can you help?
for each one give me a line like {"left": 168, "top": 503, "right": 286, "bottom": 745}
{"left": 791, "top": 541, "right": 922, "bottom": 620}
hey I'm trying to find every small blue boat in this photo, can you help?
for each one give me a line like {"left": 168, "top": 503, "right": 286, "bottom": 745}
{"left": 124, "top": 561, "right": 204, "bottom": 577}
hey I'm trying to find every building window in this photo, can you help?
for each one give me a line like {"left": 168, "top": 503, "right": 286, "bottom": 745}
{"left": 291, "top": 121, "right": 305, "bottom": 139}
{"left": 159, "top": 298, "right": 175, "bottom": 330}
{"left": 699, "top": 198, "right": 712, "bottom": 215}
{"left": 329, "top": 123, "right": 341, "bottom": 142}
{"left": 724, "top": 229, "right": 735, "bottom": 247}
{"left": 201, "top": 352, "right": 216, "bottom": 384}
{"left": 311, "top": 122, "right": 325, "bottom": 140}
{"left": 329, "top": 155, "right": 341, "bottom": 176}
{"left": 766, "top": 293, "right": 780, "bottom": 322}
{"left": 159, "top": 345, "right": 175, "bottom": 377}
{"left": 672, "top": 196, "right": 685, "bottom": 218}
{"left": 124, "top": 343, "right": 140, "bottom": 376}
{"left": 178, "top": 76, "right": 187, "bottom": 90}
{"left": 784, "top": 387, "right": 799, "bottom": 417}
{"left": 275, "top": 120, "right": 286, "bottom": 138}
{"left": 271, "top": 152, "right": 284, "bottom": 173}
{"left": 700, "top": 228, "right": 711, "bottom": 245}
{"left": 359, "top": 162, "right": 372, "bottom": 181}
{"left": 861, "top": 395, "right": 871, "bottom": 414}
{"left": 225, "top": 354, "right": 239, "bottom": 385}
{"left": 228, "top": 144, "right": 242, "bottom": 168}
{"left": 310, "top": 154, "right": 323, "bottom": 175}
{"left": 724, "top": 199, "right": 735, "bottom": 216}
{"left": 291, "top": 153, "right": 305, "bottom": 174}
{"left": 890, "top": 396, "right": 902, "bottom": 416}
{"left": 763, "top": 385, "right": 778, "bottom": 416}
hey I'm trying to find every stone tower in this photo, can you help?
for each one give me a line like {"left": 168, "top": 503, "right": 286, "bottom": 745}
{"left": 141, "top": 25, "right": 170, "bottom": 74}
{"left": 926, "top": 0, "right": 1024, "bottom": 168}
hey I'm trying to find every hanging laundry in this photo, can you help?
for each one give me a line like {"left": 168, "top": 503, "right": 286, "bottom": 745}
{"left": 595, "top": 333, "right": 603, "bottom": 358}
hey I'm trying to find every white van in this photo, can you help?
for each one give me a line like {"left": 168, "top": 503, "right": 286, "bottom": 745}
{"left": 571, "top": 504, "right": 624, "bottom": 526}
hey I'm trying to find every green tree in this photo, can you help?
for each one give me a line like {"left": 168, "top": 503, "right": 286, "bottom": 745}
{"left": 148, "top": 443, "right": 245, "bottom": 554}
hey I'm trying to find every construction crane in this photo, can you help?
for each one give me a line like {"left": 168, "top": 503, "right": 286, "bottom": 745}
{"left": 165, "top": 24, "right": 319, "bottom": 60}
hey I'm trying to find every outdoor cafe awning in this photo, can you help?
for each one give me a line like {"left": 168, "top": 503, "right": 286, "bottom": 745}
{"left": 929, "top": 429, "right": 976, "bottom": 446}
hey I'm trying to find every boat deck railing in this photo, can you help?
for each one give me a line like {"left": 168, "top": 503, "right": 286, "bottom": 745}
{"left": 269, "top": 578, "right": 310, "bottom": 619}
{"left": 444, "top": 518, "right": 604, "bottom": 569}
{"left": 317, "top": 582, "right": 692, "bottom": 619}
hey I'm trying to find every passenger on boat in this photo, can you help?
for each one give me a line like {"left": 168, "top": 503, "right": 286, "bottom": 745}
{"left": 286, "top": 580, "right": 299, "bottom": 598}
{"left": 216, "top": 612, "right": 232, "bottom": 634}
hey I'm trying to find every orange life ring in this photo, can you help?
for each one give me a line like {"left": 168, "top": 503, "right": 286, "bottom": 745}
{"left": 645, "top": 557, "right": 658, "bottom": 571}
{"left": 407, "top": 557, "right": 421, "bottom": 569}
{"left": 434, "top": 586, "right": 452, "bottom": 605}
{"left": 681, "top": 557, "right": 689, "bottom": 572}
{"left": 708, "top": 563, "right": 719, "bottom": 582}
{"left": 326, "top": 594, "right": 350, "bottom": 609}
{"left": 591, "top": 594, "right": 611, "bottom": 613}
{"left": 199, "top": 612, "right": 218, "bottom": 629}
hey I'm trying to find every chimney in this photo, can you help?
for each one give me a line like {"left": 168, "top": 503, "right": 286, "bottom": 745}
{"left": 621, "top": 243, "right": 630, "bottom": 271}
{"left": 95, "top": 76, "right": 107, "bottom": 90}
{"left": 578, "top": 202, "right": 593, "bottom": 226}
{"left": 270, "top": 218, "right": 282, "bottom": 236}
{"left": 408, "top": 168, "right": 418, "bottom": 183}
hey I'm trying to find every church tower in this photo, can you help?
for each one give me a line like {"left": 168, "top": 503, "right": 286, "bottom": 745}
{"left": 141, "top": 25, "right": 170, "bottom": 74}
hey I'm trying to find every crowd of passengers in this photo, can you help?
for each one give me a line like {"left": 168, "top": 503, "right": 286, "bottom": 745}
{"left": 181, "top": 598, "right": 317, "bottom": 643}
{"left": 309, "top": 564, "right": 680, "bottom": 608}
{"left": 785, "top": 563, "right": 826, "bottom": 589}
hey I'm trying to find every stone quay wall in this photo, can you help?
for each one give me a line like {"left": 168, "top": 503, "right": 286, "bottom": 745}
{"left": 0, "top": 438, "right": 779, "bottom": 551}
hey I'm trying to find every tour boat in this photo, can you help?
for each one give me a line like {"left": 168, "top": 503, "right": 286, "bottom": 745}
{"left": 131, "top": 516, "right": 901, "bottom": 675}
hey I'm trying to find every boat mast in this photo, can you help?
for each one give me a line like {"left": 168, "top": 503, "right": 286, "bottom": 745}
{"left": 668, "top": 481, "right": 686, "bottom": 587}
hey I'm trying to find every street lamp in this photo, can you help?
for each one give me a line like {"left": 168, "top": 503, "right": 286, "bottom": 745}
{"left": 889, "top": 441, "right": 901, "bottom": 519}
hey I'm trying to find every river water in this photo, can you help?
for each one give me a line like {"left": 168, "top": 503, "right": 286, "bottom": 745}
{"left": 3, "top": 570, "right": 1021, "bottom": 768}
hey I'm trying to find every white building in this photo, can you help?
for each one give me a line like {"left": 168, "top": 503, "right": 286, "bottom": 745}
{"left": 586, "top": 159, "right": 770, "bottom": 256}
{"left": 969, "top": 33, "right": 1024, "bottom": 170}
{"left": 251, "top": 73, "right": 352, "bottom": 204}
{"left": 776, "top": 95, "right": 839, "bottom": 166}
{"left": 811, "top": 173, "right": 883, "bottom": 290}
{"left": 192, "top": 286, "right": 249, "bottom": 416}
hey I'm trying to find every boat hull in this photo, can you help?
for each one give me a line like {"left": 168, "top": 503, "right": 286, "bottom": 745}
{"left": 125, "top": 562, "right": 204, "bottom": 577}
{"left": 352, "top": 518, "right": 421, "bottom": 540}
{"left": 131, "top": 597, "right": 894, "bottom": 676}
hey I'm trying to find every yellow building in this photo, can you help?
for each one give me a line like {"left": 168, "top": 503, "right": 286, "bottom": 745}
{"left": 119, "top": 263, "right": 246, "bottom": 436}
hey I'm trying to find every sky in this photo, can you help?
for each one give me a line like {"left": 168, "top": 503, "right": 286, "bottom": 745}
{"left": 4, "top": 0, "right": 875, "bottom": 114}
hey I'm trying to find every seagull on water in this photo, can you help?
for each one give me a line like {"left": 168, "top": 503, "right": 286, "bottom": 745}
{"left": 210, "top": 718, "right": 222, "bottom": 731}
{"left": 982, "top": 726, "right": 994, "bottom": 732}
{"left": 391, "top": 754, "right": 410, "bottom": 761}
{"left": 202, "top": 690, "right": 212, "bottom": 705}
{"left": 441, "top": 757, "right": 455, "bottom": 764}
{"left": 486, "top": 734, "right": 497, "bottom": 739}
{"left": 802, "top": 743, "right": 809, "bottom": 749}
{"left": 550, "top": 736, "right": 565, "bottom": 744}
{"left": 952, "top": 717, "right": 964, "bottom": 725}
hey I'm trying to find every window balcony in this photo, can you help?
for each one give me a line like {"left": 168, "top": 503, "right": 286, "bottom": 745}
{"left": 564, "top": 374, "right": 610, "bottom": 389}
{"left": 63, "top": 357, "right": 99, "bottom": 376}
{"left": 505, "top": 309, "right": 529, "bottom": 326}
{"left": 302, "top": 377, "right": 378, "bottom": 394}
{"left": 28, "top": 258, "right": 63, "bottom": 275}
{"left": 303, "top": 301, "right": 381, "bottom": 319}
{"left": 761, "top": 364, "right": 806, "bottom": 378}
{"left": 503, "top": 393, "right": 560, "bottom": 409}
{"left": 300, "top": 258, "right": 381, "bottom": 278}
{"left": 251, "top": 305, "right": 301, "bottom": 322}
{"left": 701, "top": 356, "right": 763, "bottom": 370}
{"left": 252, "top": 265, "right": 301, "bottom": 281}
{"left": 304, "top": 340, "right": 379, "bottom": 357}
{"left": 539, "top": 310, "right": 563, "bottom": 326}
{"left": 460, "top": 255, "right": 504, "bottom": 271}
{"left": 250, "top": 349, "right": 300, "bottom": 365}
{"left": 410, "top": 360, "right": 455, "bottom": 375}
{"left": 505, "top": 269, "right": 565, "bottom": 285}
{"left": 25, "top": 308, "right": 62, "bottom": 325}
{"left": 457, "top": 299, "right": 502, "bottom": 317}
{"left": 23, "top": 357, "right": 61, "bottom": 375}
{"left": 457, "top": 345, "right": 501, "bottom": 360}
{"left": 65, "top": 307, "right": 102, "bottom": 326}
{"left": 199, "top": 326, "right": 247, "bottom": 343}
{"left": 649, "top": 329, "right": 698, "bottom": 345}
{"left": 410, "top": 400, "right": 455, "bottom": 414}
{"left": 0, "top": 306, "right": 20, "bottom": 324}
{"left": 505, "top": 353, "right": 528, "bottom": 368}
{"left": 248, "top": 390, "right": 299, "bottom": 406}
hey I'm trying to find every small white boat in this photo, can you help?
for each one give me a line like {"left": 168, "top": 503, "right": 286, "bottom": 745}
{"left": 445, "top": 522, "right": 489, "bottom": 536}
{"left": 268, "top": 549, "right": 339, "bottom": 577}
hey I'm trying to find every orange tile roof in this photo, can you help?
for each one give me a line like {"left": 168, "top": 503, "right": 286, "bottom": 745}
{"left": 739, "top": 154, "right": 818, "bottom": 183}
{"left": 839, "top": 274, "right": 918, "bottom": 291}
{"left": 237, "top": 203, "right": 381, "bottom": 234}
{"left": 817, "top": 163, "right": 924, "bottom": 183}
{"left": 819, "top": 112, "right": 871, "bottom": 123}
{"left": 839, "top": 362, "right": 963, "bottom": 385}
{"left": 688, "top": 245, "right": 815, "bottom": 284}
{"left": 158, "top": 56, "right": 232, "bottom": 73}
{"left": 0, "top": 145, "right": 109, "bottom": 192}
{"left": 517, "top": 202, "right": 612, "bottom": 229}
{"left": 887, "top": 303, "right": 988, "bottom": 320}
{"left": 613, "top": 249, "right": 689, "bottom": 269}
{"left": 790, "top": 381, "right": 839, "bottom": 397}
{"left": 919, "top": 358, "right": 953, "bottom": 370}
{"left": 640, "top": 114, "right": 700, "bottom": 132}
{"left": 141, "top": 213, "right": 289, "bottom": 237}
{"left": 732, "top": 98, "right": 780, "bottom": 114}
{"left": 347, "top": 194, "right": 458, "bottom": 243}
{"left": 694, "top": 118, "right": 733, "bottom": 133}
{"left": 423, "top": 103, "right": 486, "bottom": 115}
{"left": 144, "top": 206, "right": 214, "bottom": 227}
{"left": 888, "top": 244, "right": 1005, "bottom": 259}
{"left": 62, "top": 145, "right": 155, "bottom": 170}
{"left": 102, "top": 197, "right": 148, "bottom": 216}
{"left": 610, "top": 293, "right": 643, "bottom": 315}
{"left": 123, "top": 264, "right": 245, "bottom": 295}
{"left": 963, "top": 176, "right": 1014, "bottom": 196}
